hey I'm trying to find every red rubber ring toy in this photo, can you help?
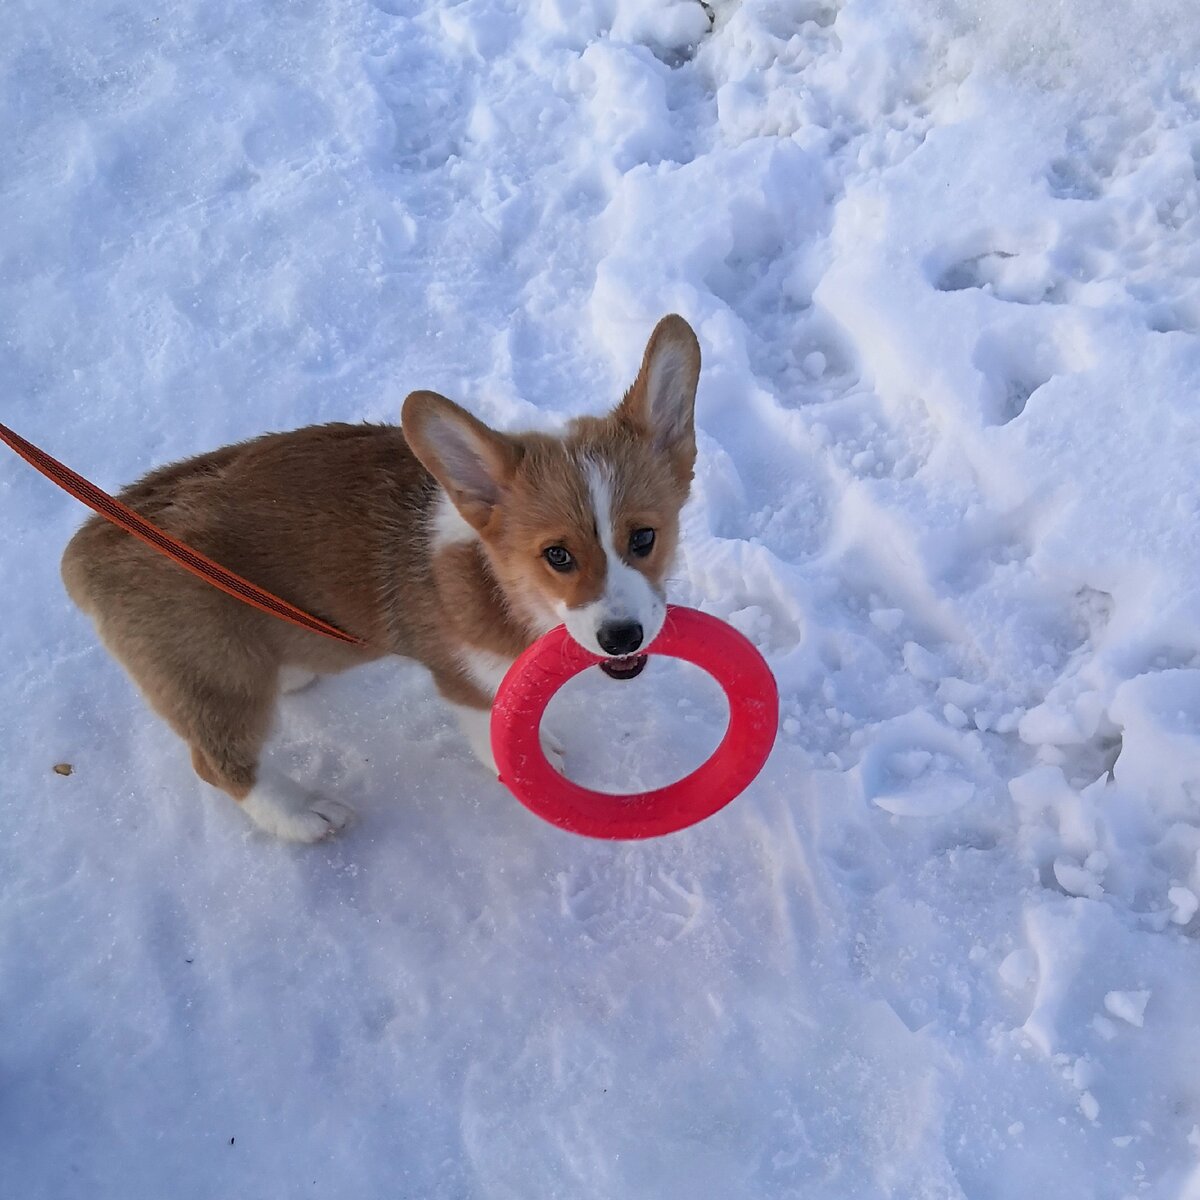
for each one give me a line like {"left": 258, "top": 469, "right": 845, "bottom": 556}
{"left": 491, "top": 605, "right": 779, "bottom": 839}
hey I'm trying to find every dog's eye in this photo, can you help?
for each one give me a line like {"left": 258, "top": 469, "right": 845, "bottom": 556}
{"left": 543, "top": 546, "right": 575, "bottom": 572}
{"left": 629, "top": 528, "right": 656, "bottom": 558}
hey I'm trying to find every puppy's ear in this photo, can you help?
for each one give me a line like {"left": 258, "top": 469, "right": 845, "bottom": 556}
{"left": 402, "top": 391, "right": 522, "bottom": 531}
{"left": 616, "top": 315, "right": 701, "bottom": 481}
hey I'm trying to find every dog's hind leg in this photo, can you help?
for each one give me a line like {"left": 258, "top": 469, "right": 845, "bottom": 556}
{"left": 182, "top": 678, "right": 352, "bottom": 842}
{"left": 82, "top": 591, "right": 351, "bottom": 843}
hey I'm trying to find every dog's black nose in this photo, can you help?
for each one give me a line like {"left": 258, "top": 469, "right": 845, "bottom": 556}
{"left": 598, "top": 620, "right": 643, "bottom": 657}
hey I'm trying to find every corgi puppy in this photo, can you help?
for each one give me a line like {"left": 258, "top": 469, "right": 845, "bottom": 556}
{"left": 60, "top": 315, "right": 701, "bottom": 841}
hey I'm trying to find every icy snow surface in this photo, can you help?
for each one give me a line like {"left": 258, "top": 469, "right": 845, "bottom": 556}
{"left": 4, "top": 0, "right": 1200, "bottom": 1196}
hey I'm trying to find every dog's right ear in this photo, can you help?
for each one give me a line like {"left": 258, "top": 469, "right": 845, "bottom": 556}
{"left": 402, "top": 391, "right": 522, "bottom": 532}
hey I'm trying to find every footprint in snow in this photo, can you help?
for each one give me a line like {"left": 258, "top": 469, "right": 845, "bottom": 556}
{"left": 558, "top": 858, "right": 705, "bottom": 946}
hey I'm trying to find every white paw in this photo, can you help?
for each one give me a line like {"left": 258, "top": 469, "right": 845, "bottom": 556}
{"left": 307, "top": 796, "right": 354, "bottom": 835}
{"left": 241, "top": 774, "right": 353, "bottom": 842}
{"left": 452, "top": 703, "right": 500, "bottom": 777}
{"left": 540, "top": 729, "right": 567, "bottom": 775}
{"left": 279, "top": 667, "right": 319, "bottom": 695}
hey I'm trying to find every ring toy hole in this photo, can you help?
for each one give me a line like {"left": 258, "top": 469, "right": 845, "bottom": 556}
{"left": 542, "top": 658, "right": 728, "bottom": 793}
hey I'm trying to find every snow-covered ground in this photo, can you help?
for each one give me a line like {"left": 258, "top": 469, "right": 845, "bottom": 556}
{"left": 4, "top": 0, "right": 1200, "bottom": 1194}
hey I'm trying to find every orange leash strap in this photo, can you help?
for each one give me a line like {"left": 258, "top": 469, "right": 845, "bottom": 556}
{"left": 0, "top": 421, "right": 366, "bottom": 648}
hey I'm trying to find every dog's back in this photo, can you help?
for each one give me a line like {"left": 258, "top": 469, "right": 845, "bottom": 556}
{"left": 63, "top": 422, "right": 436, "bottom": 651}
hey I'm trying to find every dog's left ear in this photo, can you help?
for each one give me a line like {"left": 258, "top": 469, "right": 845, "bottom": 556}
{"left": 617, "top": 314, "right": 701, "bottom": 482}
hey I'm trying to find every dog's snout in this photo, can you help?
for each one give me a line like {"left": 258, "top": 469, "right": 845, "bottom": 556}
{"left": 597, "top": 620, "right": 643, "bottom": 657}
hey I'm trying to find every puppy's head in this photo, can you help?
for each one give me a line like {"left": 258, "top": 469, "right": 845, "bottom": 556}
{"left": 403, "top": 315, "right": 701, "bottom": 668}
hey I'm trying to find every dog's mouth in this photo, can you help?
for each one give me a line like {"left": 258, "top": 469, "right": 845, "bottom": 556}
{"left": 599, "top": 654, "right": 648, "bottom": 681}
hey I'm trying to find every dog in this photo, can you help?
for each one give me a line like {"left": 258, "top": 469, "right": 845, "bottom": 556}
{"left": 60, "top": 315, "right": 701, "bottom": 840}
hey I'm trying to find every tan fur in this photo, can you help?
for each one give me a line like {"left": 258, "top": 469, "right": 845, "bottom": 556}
{"left": 61, "top": 315, "right": 701, "bottom": 838}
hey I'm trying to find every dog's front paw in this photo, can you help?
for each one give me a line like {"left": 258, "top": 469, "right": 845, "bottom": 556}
{"left": 452, "top": 704, "right": 500, "bottom": 776}
{"left": 240, "top": 775, "right": 354, "bottom": 843}
{"left": 540, "top": 729, "right": 567, "bottom": 775}
{"left": 306, "top": 796, "right": 354, "bottom": 837}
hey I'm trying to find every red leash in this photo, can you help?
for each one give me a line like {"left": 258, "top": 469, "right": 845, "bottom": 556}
{"left": 0, "top": 421, "right": 366, "bottom": 647}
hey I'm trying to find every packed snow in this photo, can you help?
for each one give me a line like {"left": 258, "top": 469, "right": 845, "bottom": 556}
{"left": 4, "top": 0, "right": 1200, "bottom": 1195}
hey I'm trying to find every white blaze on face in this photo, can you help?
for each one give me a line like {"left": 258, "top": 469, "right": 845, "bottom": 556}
{"left": 557, "top": 458, "right": 665, "bottom": 657}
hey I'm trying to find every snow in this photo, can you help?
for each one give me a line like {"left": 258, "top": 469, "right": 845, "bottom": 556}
{"left": 4, "top": 0, "right": 1200, "bottom": 1195}
{"left": 1171, "top": 886, "right": 1200, "bottom": 926}
{"left": 1105, "top": 989, "right": 1152, "bottom": 1029}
